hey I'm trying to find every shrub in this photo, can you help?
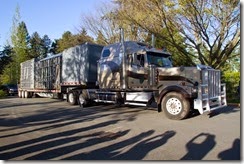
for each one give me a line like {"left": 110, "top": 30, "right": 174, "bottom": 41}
{"left": 222, "top": 71, "right": 240, "bottom": 103}
{"left": 0, "top": 90, "right": 7, "bottom": 98}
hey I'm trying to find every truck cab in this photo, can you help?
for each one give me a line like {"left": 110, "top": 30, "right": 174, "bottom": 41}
{"left": 96, "top": 41, "right": 227, "bottom": 120}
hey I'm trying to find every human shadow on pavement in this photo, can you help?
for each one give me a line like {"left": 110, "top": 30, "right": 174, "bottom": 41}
{"left": 180, "top": 133, "right": 216, "bottom": 160}
{"left": 218, "top": 138, "right": 240, "bottom": 160}
{"left": 0, "top": 119, "right": 121, "bottom": 160}
{"left": 62, "top": 130, "right": 176, "bottom": 160}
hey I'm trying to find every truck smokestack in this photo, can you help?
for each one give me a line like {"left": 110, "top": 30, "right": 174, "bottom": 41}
{"left": 120, "top": 28, "right": 127, "bottom": 90}
{"left": 152, "top": 34, "right": 155, "bottom": 48}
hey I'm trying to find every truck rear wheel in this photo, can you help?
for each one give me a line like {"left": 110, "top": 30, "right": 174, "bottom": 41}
{"left": 161, "top": 92, "right": 190, "bottom": 120}
{"left": 79, "top": 93, "right": 87, "bottom": 107}
{"left": 68, "top": 91, "right": 78, "bottom": 105}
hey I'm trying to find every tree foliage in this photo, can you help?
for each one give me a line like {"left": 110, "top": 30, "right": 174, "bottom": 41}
{"left": 222, "top": 70, "right": 240, "bottom": 102}
{"left": 56, "top": 29, "right": 94, "bottom": 53}
{"left": 0, "top": 6, "right": 52, "bottom": 84}
{"left": 80, "top": 2, "right": 121, "bottom": 45}
{"left": 5, "top": 6, "right": 31, "bottom": 84}
{"left": 29, "top": 32, "right": 51, "bottom": 59}
{"left": 29, "top": 32, "right": 43, "bottom": 58}
{"left": 0, "top": 45, "right": 12, "bottom": 76}
{"left": 113, "top": 0, "right": 240, "bottom": 69}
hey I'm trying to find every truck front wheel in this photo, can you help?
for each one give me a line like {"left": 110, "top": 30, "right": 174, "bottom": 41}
{"left": 161, "top": 92, "right": 190, "bottom": 120}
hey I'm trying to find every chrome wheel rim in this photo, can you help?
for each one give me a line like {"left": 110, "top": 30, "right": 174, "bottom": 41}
{"left": 166, "top": 98, "right": 182, "bottom": 115}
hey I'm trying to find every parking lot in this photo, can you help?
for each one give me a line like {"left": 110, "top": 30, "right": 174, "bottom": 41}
{"left": 0, "top": 97, "right": 241, "bottom": 160}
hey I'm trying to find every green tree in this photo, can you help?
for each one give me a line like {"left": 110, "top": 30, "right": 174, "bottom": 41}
{"left": 0, "top": 62, "right": 17, "bottom": 84}
{"left": 1, "top": 6, "right": 31, "bottom": 84}
{"left": 96, "top": 30, "right": 108, "bottom": 45}
{"left": 12, "top": 21, "right": 30, "bottom": 63}
{"left": 56, "top": 30, "right": 94, "bottom": 53}
{"left": 29, "top": 32, "right": 43, "bottom": 58}
{"left": 41, "top": 34, "right": 51, "bottom": 58}
{"left": 29, "top": 32, "right": 52, "bottom": 59}
{"left": 11, "top": 21, "right": 30, "bottom": 83}
{"left": 49, "top": 39, "right": 58, "bottom": 55}
{"left": 114, "top": 0, "right": 240, "bottom": 69}
{"left": 0, "top": 45, "right": 12, "bottom": 75}
{"left": 75, "top": 28, "right": 94, "bottom": 44}
{"left": 56, "top": 31, "right": 75, "bottom": 52}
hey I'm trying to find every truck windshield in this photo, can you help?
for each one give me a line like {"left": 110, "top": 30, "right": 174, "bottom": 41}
{"left": 147, "top": 52, "right": 172, "bottom": 67}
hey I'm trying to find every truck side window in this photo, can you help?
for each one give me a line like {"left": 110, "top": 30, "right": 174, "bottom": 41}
{"left": 102, "top": 49, "right": 110, "bottom": 58}
{"left": 137, "top": 54, "right": 144, "bottom": 67}
{"left": 128, "top": 54, "right": 133, "bottom": 65}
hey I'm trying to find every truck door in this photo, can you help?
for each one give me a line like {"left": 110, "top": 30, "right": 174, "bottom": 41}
{"left": 127, "top": 53, "right": 148, "bottom": 88}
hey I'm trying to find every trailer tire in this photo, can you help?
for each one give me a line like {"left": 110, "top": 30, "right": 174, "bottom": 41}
{"left": 24, "top": 91, "right": 30, "bottom": 98}
{"left": 68, "top": 91, "right": 78, "bottom": 105}
{"left": 21, "top": 91, "right": 25, "bottom": 98}
{"left": 18, "top": 91, "right": 22, "bottom": 98}
{"left": 161, "top": 92, "right": 190, "bottom": 120}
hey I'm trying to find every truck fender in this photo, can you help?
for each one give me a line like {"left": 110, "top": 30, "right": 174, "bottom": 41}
{"left": 157, "top": 86, "right": 190, "bottom": 112}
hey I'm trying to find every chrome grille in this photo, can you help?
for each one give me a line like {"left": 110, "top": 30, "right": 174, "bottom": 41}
{"left": 202, "top": 69, "right": 221, "bottom": 99}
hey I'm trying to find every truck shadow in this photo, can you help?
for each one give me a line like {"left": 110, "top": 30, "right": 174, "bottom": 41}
{"left": 187, "top": 105, "right": 240, "bottom": 119}
{"left": 0, "top": 97, "right": 64, "bottom": 110}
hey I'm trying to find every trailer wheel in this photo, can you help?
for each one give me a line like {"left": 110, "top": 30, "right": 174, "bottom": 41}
{"left": 161, "top": 92, "right": 190, "bottom": 120}
{"left": 21, "top": 91, "right": 25, "bottom": 98}
{"left": 24, "top": 91, "right": 30, "bottom": 98}
{"left": 68, "top": 91, "right": 78, "bottom": 105}
{"left": 18, "top": 91, "right": 22, "bottom": 98}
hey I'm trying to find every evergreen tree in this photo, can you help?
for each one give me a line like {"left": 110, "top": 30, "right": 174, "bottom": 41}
{"left": 56, "top": 30, "right": 94, "bottom": 53}
{"left": 29, "top": 33, "right": 51, "bottom": 59}
{"left": 12, "top": 21, "right": 30, "bottom": 63}
{"left": 2, "top": 5, "right": 31, "bottom": 84}
{"left": 0, "top": 45, "right": 12, "bottom": 75}
{"left": 41, "top": 34, "right": 51, "bottom": 58}
{"left": 56, "top": 31, "right": 74, "bottom": 53}
{"left": 75, "top": 28, "right": 94, "bottom": 44}
{"left": 49, "top": 39, "right": 58, "bottom": 55}
{"left": 29, "top": 32, "right": 43, "bottom": 58}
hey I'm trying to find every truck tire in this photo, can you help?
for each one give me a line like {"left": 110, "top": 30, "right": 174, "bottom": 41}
{"left": 68, "top": 91, "right": 78, "bottom": 105}
{"left": 79, "top": 93, "right": 87, "bottom": 107}
{"left": 161, "top": 92, "right": 190, "bottom": 120}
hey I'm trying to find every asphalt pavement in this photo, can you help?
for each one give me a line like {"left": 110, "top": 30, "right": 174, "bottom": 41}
{"left": 0, "top": 97, "right": 241, "bottom": 160}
